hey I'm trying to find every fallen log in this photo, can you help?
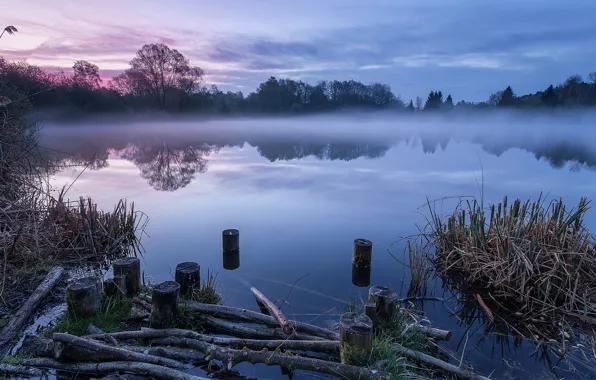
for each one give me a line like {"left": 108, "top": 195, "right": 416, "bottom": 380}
{"left": 0, "top": 266, "right": 64, "bottom": 356}
{"left": 413, "top": 324, "right": 452, "bottom": 341}
{"left": 23, "top": 358, "right": 207, "bottom": 380}
{"left": 52, "top": 333, "right": 186, "bottom": 369}
{"left": 182, "top": 301, "right": 339, "bottom": 340}
{"left": 123, "top": 345, "right": 206, "bottom": 363}
{"left": 203, "top": 316, "right": 325, "bottom": 341}
{"left": 0, "top": 363, "right": 43, "bottom": 377}
{"left": 133, "top": 297, "right": 152, "bottom": 312}
{"left": 250, "top": 287, "right": 294, "bottom": 334}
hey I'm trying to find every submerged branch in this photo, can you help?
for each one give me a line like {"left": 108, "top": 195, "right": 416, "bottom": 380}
{"left": 250, "top": 287, "right": 294, "bottom": 334}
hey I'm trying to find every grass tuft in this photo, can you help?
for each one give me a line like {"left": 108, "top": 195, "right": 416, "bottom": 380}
{"left": 188, "top": 270, "right": 222, "bottom": 305}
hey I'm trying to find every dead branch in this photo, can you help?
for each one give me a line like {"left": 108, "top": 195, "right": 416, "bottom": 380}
{"left": 250, "top": 287, "right": 294, "bottom": 334}
{"left": 203, "top": 316, "right": 325, "bottom": 341}
{"left": 0, "top": 363, "right": 43, "bottom": 377}
{"left": 413, "top": 324, "right": 452, "bottom": 341}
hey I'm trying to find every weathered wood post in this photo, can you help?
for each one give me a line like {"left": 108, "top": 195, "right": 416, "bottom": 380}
{"left": 113, "top": 257, "right": 141, "bottom": 296}
{"left": 66, "top": 277, "right": 102, "bottom": 318}
{"left": 223, "top": 250, "right": 240, "bottom": 270}
{"left": 351, "top": 263, "right": 371, "bottom": 287}
{"left": 103, "top": 274, "right": 127, "bottom": 299}
{"left": 174, "top": 262, "right": 200, "bottom": 296}
{"left": 150, "top": 281, "right": 180, "bottom": 329}
{"left": 222, "top": 229, "right": 239, "bottom": 252}
{"left": 364, "top": 302, "right": 377, "bottom": 330}
{"left": 368, "top": 285, "right": 398, "bottom": 322}
{"left": 339, "top": 312, "right": 373, "bottom": 365}
{"left": 352, "top": 238, "right": 372, "bottom": 267}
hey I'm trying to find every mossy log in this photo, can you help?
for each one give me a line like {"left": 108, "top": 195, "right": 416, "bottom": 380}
{"left": 352, "top": 238, "right": 372, "bottom": 267}
{"left": 174, "top": 262, "right": 200, "bottom": 296}
{"left": 150, "top": 281, "right": 180, "bottom": 329}
{"left": 66, "top": 276, "right": 102, "bottom": 318}
{"left": 113, "top": 257, "right": 141, "bottom": 296}
{"left": 339, "top": 312, "right": 373, "bottom": 364}
{"left": 368, "top": 285, "right": 398, "bottom": 322}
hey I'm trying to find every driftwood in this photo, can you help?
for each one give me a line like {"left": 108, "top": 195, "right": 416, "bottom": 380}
{"left": 52, "top": 333, "right": 186, "bottom": 369}
{"left": 183, "top": 301, "right": 339, "bottom": 340}
{"left": 24, "top": 358, "right": 208, "bottom": 380}
{"left": 204, "top": 316, "right": 324, "bottom": 341}
{"left": 0, "top": 363, "right": 43, "bottom": 377}
{"left": 413, "top": 324, "right": 452, "bottom": 341}
{"left": 250, "top": 287, "right": 294, "bottom": 334}
{"left": 0, "top": 266, "right": 64, "bottom": 355}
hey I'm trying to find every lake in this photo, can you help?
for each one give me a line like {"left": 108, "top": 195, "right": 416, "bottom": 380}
{"left": 40, "top": 113, "right": 596, "bottom": 379}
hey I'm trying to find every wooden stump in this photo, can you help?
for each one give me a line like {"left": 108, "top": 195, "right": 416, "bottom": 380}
{"left": 222, "top": 229, "right": 239, "bottom": 252}
{"left": 174, "top": 262, "right": 200, "bottom": 296}
{"left": 66, "top": 277, "right": 102, "bottom": 318}
{"left": 368, "top": 285, "right": 397, "bottom": 322}
{"left": 223, "top": 250, "right": 240, "bottom": 270}
{"left": 104, "top": 274, "right": 127, "bottom": 299}
{"left": 150, "top": 281, "right": 180, "bottom": 329}
{"left": 352, "top": 238, "right": 372, "bottom": 267}
{"left": 351, "top": 263, "right": 371, "bottom": 287}
{"left": 364, "top": 302, "right": 377, "bottom": 330}
{"left": 113, "top": 257, "right": 141, "bottom": 296}
{"left": 339, "top": 312, "right": 373, "bottom": 365}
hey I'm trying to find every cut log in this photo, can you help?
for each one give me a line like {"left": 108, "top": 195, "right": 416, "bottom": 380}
{"left": 66, "top": 276, "right": 102, "bottom": 318}
{"left": 368, "top": 285, "right": 398, "bottom": 322}
{"left": 222, "top": 229, "right": 239, "bottom": 252}
{"left": 0, "top": 266, "right": 64, "bottom": 356}
{"left": 24, "top": 358, "right": 207, "bottom": 380}
{"left": 113, "top": 257, "right": 141, "bottom": 296}
{"left": 182, "top": 301, "right": 339, "bottom": 340}
{"left": 150, "top": 281, "right": 181, "bottom": 329}
{"left": 222, "top": 250, "right": 240, "bottom": 270}
{"left": 52, "top": 332, "right": 186, "bottom": 369}
{"left": 104, "top": 274, "right": 127, "bottom": 299}
{"left": 204, "top": 316, "right": 325, "bottom": 341}
{"left": 250, "top": 287, "right": 294, "bottom": 334}
{"left": 0, "top": 363, "right": 43, "bottom": 377}
{"left": 352, "top": 263, "right": 371, "bottom": 287}
{"left": 175, "top": 262, "right": 200, "bottom": 296}
{"left": 364, "top": 302, "right": 377, "bottom": 330}
{"left": 339, "top": 312, "right": 373, "bottom": 365}
{"left": 352, "top": 238, "right": 372, "bottom": 267}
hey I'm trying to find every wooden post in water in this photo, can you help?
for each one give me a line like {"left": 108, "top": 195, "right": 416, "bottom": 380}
{"left": 174, "top": 262, "right": 200, "bottom": 296}
{"left": 364, "top": 302, "right": 377, "bottom": 330}
{"left": 103, "top": 274, "right": 127, "bottom": 299}
{"left": 150, "top": 281, "right": 180, "bottom": 329}
{"left": 352, "top": 238, "right": 372, "bottom": 267}
{"left": 339, "top": 312, "right": 373, "bottom": 365}
{"left": 351, "top": 263, "right": 371, "bottom": 287}
{"left": 368, "top": 285, "right": 398, "bottom": 322}
{"left": 223, "top": 250, "right": 240, "bottom": 270}
{"left": 222, "top": 229, "right": 239, "bottom": 252}
{"left": 113, "top": 257, "right": 141, "bottom": 296}
{"left": 66, "top": 277, "right": 102, "bottom": 318}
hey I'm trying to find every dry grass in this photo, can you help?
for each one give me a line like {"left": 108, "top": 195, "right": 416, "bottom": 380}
{"left": 424, "top": 194, "right": 596, "bottom": 337}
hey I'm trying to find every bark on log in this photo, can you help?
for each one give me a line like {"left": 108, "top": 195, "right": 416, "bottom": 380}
{"left": 392, "top": 344, "right": 490, "bottom": 380}
{"left": 52, "top": 333, "right": 186, "bottom": 369}
{"left": 150, "top": 281, "right": 180, "bottom": 329}
{"left": 204, "top": 316, "right": 324, "bottom": 341}
{"left": 104, "top": 274, "right": 127, "bottom": 299}
{"left": 368, "top": 285, "right": 398, "bottom": 322}
{"left": 0, "top": 266, "right": 64, "bottom": 356}
{"left": 352, "top": 238, "right": 372, "bottom": 267}
{"left": 123, "top": 345, "right": 206, "bottom": 363}
{"left": 364, "top": 302, "right": 377, "bottom": 330}
{"left": 222, "top": 250, "right": 240, "bottom": 270}
{"left": 339, "top": 312, "right": 373, "bottom": 364}
{"left": 175, "top": 262, "right": 200, "bottom": 296}
{"left": 352, "top": 263, "right": 371, "bottom": 287}
{"left": 113, "top": 257, "right": 141, "bottom": 296}
{"left": 181, "top": 301, "right": 339, "bottom": 340}
{"left": 0, "top": 363, "right": 43, "bottom": 377}
{"left": 412, "top": 324, "right": 452, "bottom": 341}
{"left": 21, "top": 334, "right": 102, "bottom": 362}
{"left": 134, "top": 297, "right": 153, "bottom": 312}
{"left": 24, "top": 358, "right": 207, "bottom": 380}
{"left": 66, "top": 276, "right": 103, "bottom": 318}
{"left": 222, "top": 229, "right": 239, "bottom": 252}
{"left": 250, "top": 287, "right": 294, "bottom": 334}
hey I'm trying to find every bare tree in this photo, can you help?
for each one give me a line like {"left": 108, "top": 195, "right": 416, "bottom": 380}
{"left": 72, "top": 60, "right": 102, "bottom": 89}
{"left": 415, "top": 96, "right": 423, "bottom": 111}
{"left": 588, "top": 72, "right": 596, "bottom": 90}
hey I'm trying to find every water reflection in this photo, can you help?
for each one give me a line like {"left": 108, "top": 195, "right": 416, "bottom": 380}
{"left": 223, "top": 250, "right": 240, "bottom": 270}
{"left": 351, "top": 263, "right": 371, "bottom": 287}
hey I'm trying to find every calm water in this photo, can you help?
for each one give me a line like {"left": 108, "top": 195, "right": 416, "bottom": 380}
{"left": 41, "top": 114, "right": 596, "bottom": 379}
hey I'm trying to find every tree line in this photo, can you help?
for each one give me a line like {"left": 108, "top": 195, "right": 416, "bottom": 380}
{"left": 1, "top": 42, "right": 596, "bottom": 116}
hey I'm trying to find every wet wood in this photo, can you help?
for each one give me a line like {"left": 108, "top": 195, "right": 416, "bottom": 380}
{"left": 24, "top": 358, "right": 206, "bottom": 380}
{"left": 0, "top": 363, "right": 43, "bottom": 377}
{"left": 175, "top": 262, "right": 200, "bottom": 296}
{"left": 250, "top": 287, "right": 294, "bottom": 334}
{"left": 113, "top": 257, "right": 141, "bottom": 296}
{"left": 352, "top": 238, "right": 372, "bottom": 267}
{"left": 0, "top": 266, "right": 64, "bottom": 355}
{"left": 52, "top": 332, "right": 186, "bottom": 369}
{"left": 364, "top": 302, "right": 377, "bottom": 330}
{"left": 66, "top": 276, "right": 103, "bottom": 318}
{"left": 150, "top": 281, "right": 180, "bottom": 329}
{"left": 222, "top": 229, "right": 239, "bottom": 252}
{"left": 104, "top": 274, "right": 127, "bottom": 299}
{"left": 368, "top": 285, "right": 398, "bottom": 321}
{"left": 204, "top": 316, "right": 325, "bottom": 341}
{"left": 339, "top": 312, "right": 373, "bottom": 364}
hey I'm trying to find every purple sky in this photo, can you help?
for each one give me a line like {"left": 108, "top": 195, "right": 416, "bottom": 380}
{"left": 2, "top": 0, "right": 596, "bottom": 102}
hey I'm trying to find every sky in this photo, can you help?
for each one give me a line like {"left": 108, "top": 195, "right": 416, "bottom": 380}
{"left": 2, "top": 0, "right": 596, "bottom": 102}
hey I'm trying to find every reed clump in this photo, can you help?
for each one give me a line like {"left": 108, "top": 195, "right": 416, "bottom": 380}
{"left": 427, "top": 194, "right": 596, "bottom": 333}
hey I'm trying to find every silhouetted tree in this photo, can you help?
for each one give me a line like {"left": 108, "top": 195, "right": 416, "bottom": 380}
{"left": 415, "top": 96, "right": 423, "bottom": 111}
{"left": 406, "top": 100, "right": 415, "bottom": 112}
{"left": 72, "top": 60, "right": 102, "bottom": 89}
{"left": 444, "top": 94, "right": 454, "bottom": 109}
{"left": 541, "top": 85, "right": 558, "bottom": 107}
{"left": 498, "top": 86, "right": 517, "bottom": 107}
{"left": 424, "top": 91, "right": 443, "bottom": 110}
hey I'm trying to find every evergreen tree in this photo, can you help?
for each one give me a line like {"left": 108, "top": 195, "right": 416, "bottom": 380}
{"left": 424, "top": 91, "right": 443, "bottom": 110}
{"left": 498, "top": 86, "right": 517, "bottom": 107}
{"left": 541, "top": 85, "right": 558, "bottom": 107}
{"left": 406, "top": 100, "right": 415, "bottom": 112}
{"left": 444, "top": 94, "right": 454, "bottom": 109}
